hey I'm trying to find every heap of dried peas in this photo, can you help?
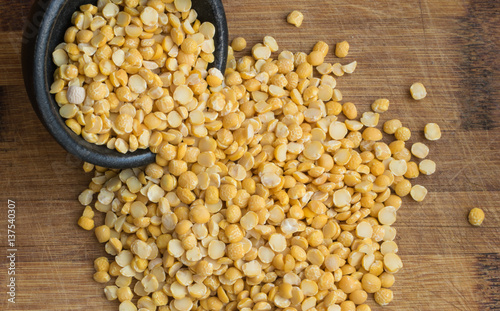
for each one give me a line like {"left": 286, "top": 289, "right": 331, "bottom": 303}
{"left": 52, "top": 1, "right": 444, "bottom": 311}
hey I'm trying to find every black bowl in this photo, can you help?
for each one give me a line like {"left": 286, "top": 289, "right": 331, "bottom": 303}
{"left": 22, "top": 0, "right": 228, "bottom": 169}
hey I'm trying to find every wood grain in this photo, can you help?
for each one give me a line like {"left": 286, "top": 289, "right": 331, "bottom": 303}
{"left": 0, "top": 0, "right": 499, "bottom": 310}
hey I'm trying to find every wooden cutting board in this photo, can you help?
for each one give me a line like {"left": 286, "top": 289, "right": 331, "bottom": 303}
{"left": 0, "top": 0, "right": 499, "bottom": 310}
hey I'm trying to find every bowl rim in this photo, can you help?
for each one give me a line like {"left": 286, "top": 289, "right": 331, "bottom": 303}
{"left": 23, "top": 0, "right": 228, "bottom": 169}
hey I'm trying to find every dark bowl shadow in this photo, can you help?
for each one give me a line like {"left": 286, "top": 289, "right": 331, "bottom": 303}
{"left": 22, "top": 0, "right": 228, "bottom": 169}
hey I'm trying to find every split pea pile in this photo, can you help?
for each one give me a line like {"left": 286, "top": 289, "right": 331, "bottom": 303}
{"left": 58, "top": 2, "right": 444, "bottom": 311}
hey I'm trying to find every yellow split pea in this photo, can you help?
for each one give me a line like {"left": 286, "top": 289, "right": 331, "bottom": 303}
{"left": 468, "top": 208, "right": 485, "bottom": 226}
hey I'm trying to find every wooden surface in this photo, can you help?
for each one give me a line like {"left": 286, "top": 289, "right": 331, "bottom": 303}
{"left": 1, "top": 0, "right": 499, "bottom": 310}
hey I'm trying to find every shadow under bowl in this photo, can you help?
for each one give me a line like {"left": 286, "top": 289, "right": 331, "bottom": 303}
{"left": 22, "top": 0, "right": 228, "bottom": 169}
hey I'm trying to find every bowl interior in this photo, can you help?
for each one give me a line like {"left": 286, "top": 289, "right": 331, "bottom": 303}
{"left": 24, "top": 0, "right": 228, "bottom": 169}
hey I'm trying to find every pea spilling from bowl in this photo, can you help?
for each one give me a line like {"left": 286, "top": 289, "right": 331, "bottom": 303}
{"left": 22, "top": 0, "right": 228, "bottom": 168}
